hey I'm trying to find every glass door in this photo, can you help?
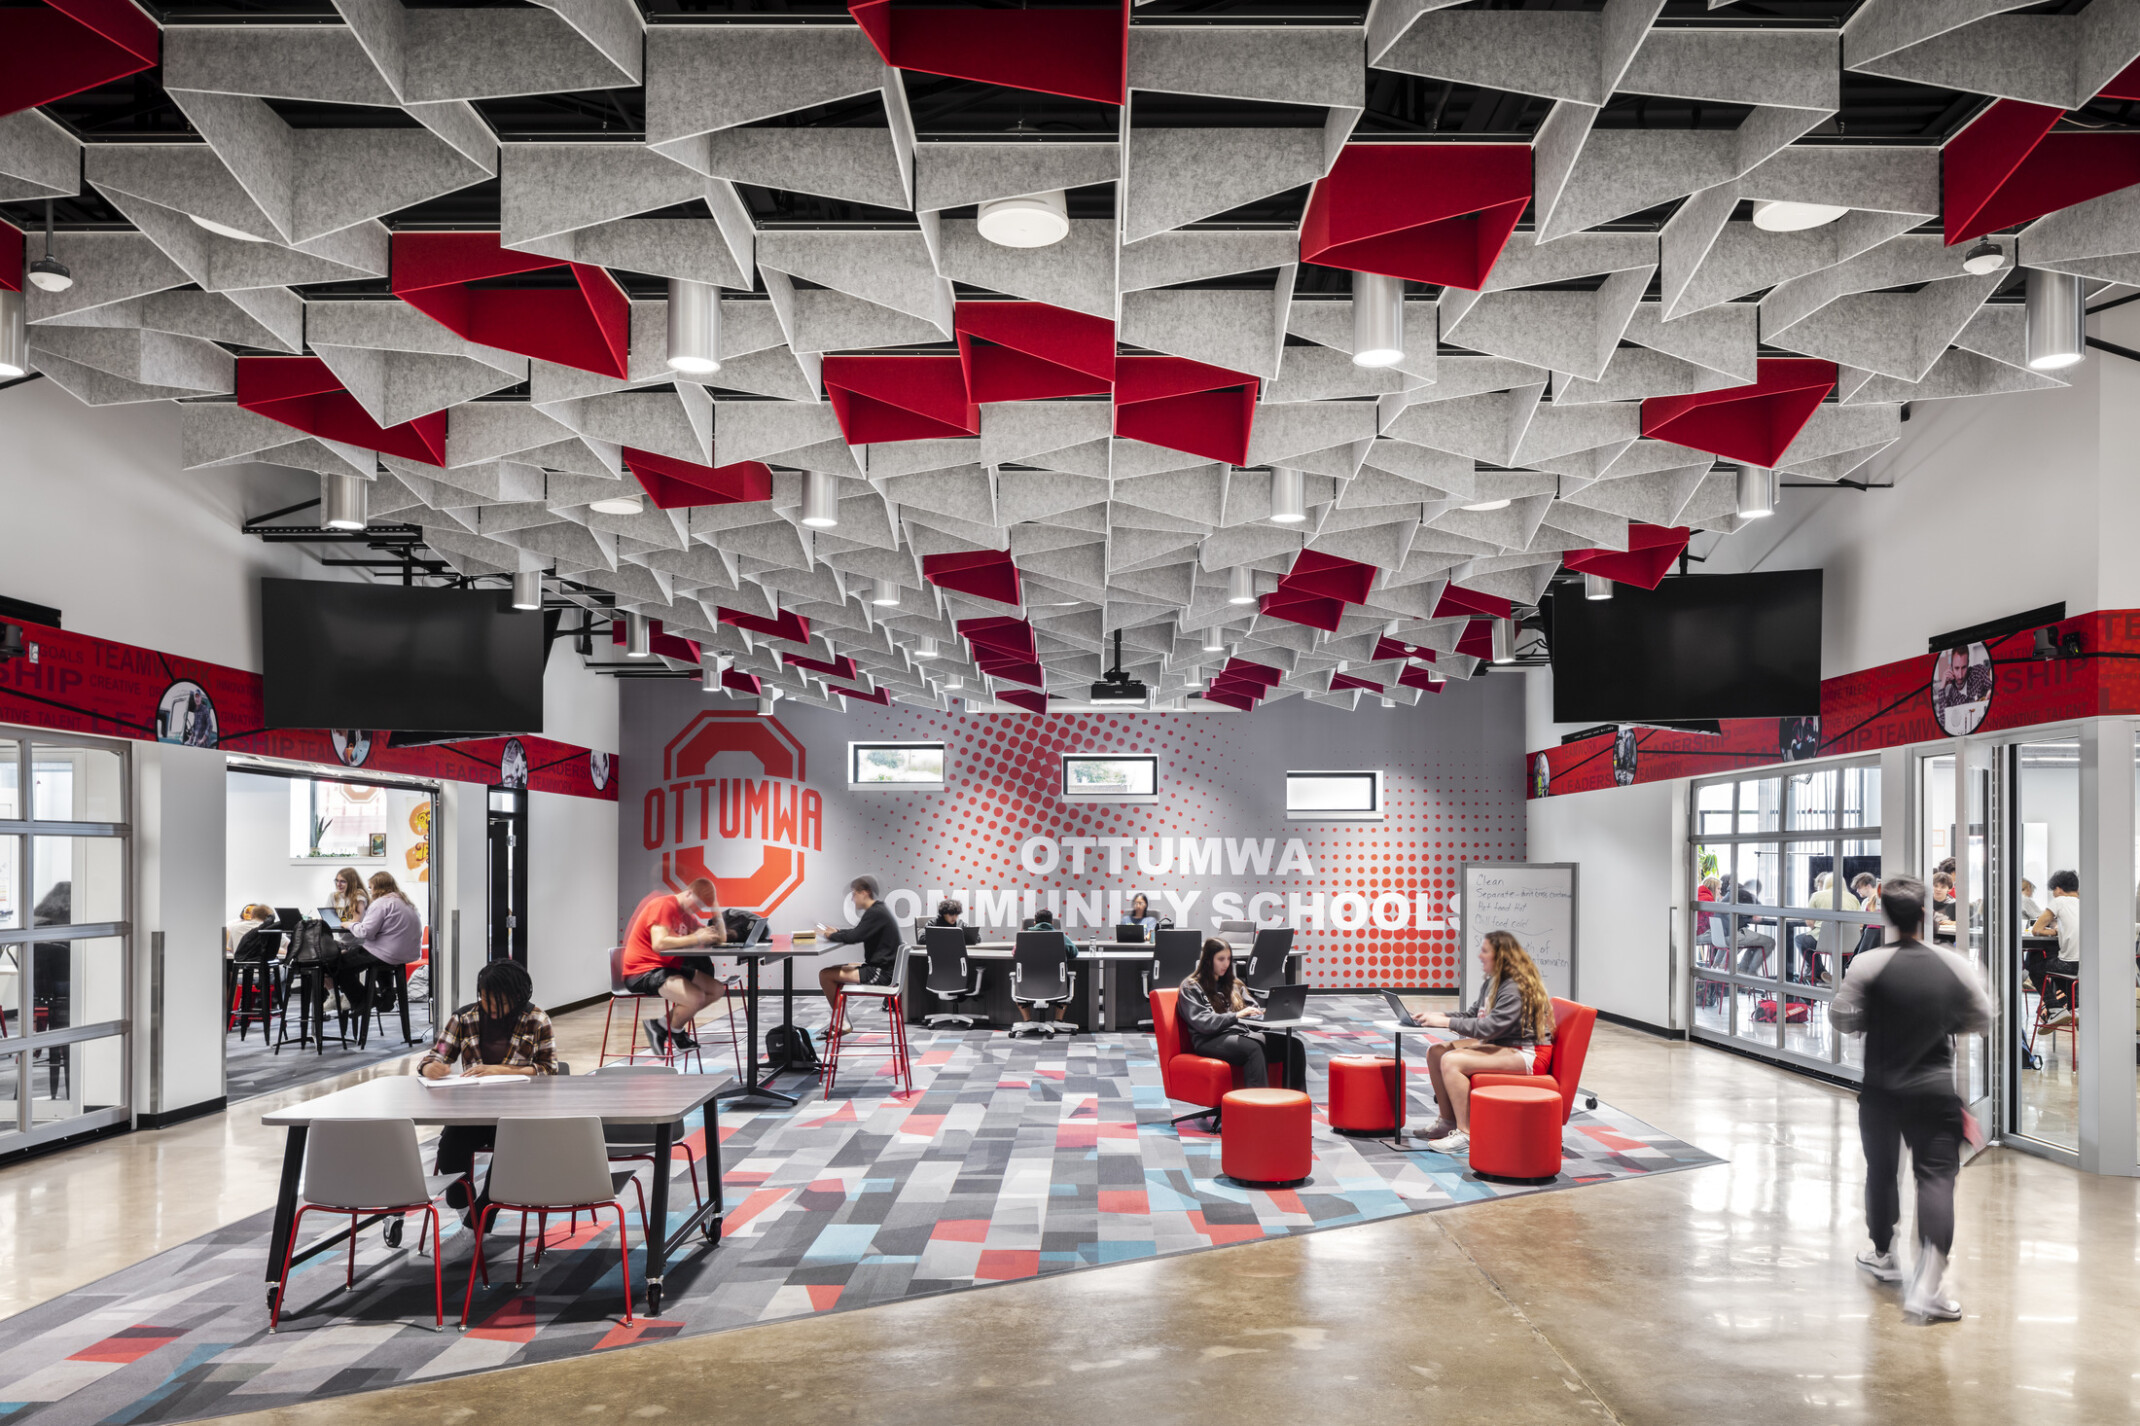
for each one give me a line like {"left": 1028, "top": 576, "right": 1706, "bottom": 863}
{"left": 2005, "top": 737, "right": 2082, "bottom": 1155}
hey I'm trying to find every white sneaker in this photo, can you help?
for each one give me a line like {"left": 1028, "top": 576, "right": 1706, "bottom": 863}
{"left": 1856, "top": 1248, "right": 1903, "bottom": 1282}
{"left": 1427, "top": 1129, "right": 1469, "bottom": 1154}
{"left": 1418, "top": 1118, "right": 1456, "bottom": 1142}
{"left": 1904, "top": 1246, "right": 1962, "bottom": 1321}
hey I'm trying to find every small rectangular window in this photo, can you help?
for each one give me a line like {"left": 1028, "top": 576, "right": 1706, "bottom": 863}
{"left": 849, "top": 741, "right": 945, "bottom": 788}
{"left": 1286, "top": 770, "right": 1384, "bottom": 820}
{"left": 1061, "top": 754, "right": 1158, "bottom": 803}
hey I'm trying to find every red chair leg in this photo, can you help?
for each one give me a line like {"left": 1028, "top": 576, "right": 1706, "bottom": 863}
{"left": 677, "top": 1142, "right": 704, "bottom": 1209}
{"left": 269, "top": 1204, "right": 313, "bottom": 1332}
{"left": 461, "top": 1204, "right": 499, "bottom": 1325}
{"left": 613, "top": 1203, "right": 635, "bottom": 1326}
{"left": 724, "top": 981, "right": 743, "bottom": 1072}
{"left": 515, "top": 1211, "right": 531, "bottom": 1287}
{"left": 600, "top": 999, "right": 616, "bottom": 1066}
{"left": 346, "top": 1208, "right": 359, "bottom": 1288}
{"left": 427, "top": 1206, "right": 444, "bottom": 1329}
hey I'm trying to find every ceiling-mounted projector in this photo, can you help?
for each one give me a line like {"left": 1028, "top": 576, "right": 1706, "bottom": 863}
{"left": 1089, "top": 629, "right": 1148, "bottom": 705}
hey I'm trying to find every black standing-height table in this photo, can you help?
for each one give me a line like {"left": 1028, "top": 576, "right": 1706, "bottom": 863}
{"left": 716, "top": 940, "right": 820, "bottom": 1106}
{"left": 261, "top": 1072, "right": 724, "bottom": 1316}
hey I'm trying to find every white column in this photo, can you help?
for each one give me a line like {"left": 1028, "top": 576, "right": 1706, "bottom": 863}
{"left": 435, "top": 780, "right": 491, "bottom": 1012}
{"left": 132, "top": 743, "right": 228, "bottom": 1119}
{"left": 2077, "top": 720, "right": 2138, "bottom": 1175}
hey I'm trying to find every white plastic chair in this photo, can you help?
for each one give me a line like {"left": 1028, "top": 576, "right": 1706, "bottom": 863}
{"left": 270, "top": 1118, "right": 458, "bottom": 1332}
{"left": 460, "top": 1116, "right": 648, "bottom": 1329}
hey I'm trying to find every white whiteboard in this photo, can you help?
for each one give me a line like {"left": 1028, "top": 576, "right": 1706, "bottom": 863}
{"left": 1458, "top": 863, "right": 1578, "bottom": 1008}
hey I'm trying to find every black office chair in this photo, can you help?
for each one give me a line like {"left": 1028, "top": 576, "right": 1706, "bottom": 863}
{"left": 1241, "top": 928, "right": 1294, "bottom": 991}
{"left": 1141, "top": 929, "right": 1205, "bottom": 1028}
{"left": 1009, "top": 930, "right": 1077, "bottom": 1038}
{"left": 922, "top": 926, "right": 985, "bottom": 1029}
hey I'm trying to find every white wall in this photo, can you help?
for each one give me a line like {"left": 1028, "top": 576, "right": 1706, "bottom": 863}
{"left": 133, "top": 742, "right": 229, "bottom": 1117}
{"left": 543, "top": 649, "right": 618, "bottom": 753}
{"left": 0, "top": 378, "right": 327, "bottom": 671}
{"left": 528, "top": 789, "right": 619, "bottom": 1007}
{"left": 1528, "top": 778, "right": 1681, "bottom": 1029}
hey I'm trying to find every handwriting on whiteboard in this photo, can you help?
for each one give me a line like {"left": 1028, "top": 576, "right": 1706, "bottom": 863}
{"left": 1463, "top": 865, "right": 1575, "bottom": 1001}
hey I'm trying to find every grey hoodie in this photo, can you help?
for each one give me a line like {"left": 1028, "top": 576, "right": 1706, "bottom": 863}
{"left": 1447, "top": 976, "right": 1551, "bottom": 1048}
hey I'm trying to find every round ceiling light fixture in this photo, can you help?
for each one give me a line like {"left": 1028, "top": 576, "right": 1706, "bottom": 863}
{"left": 1751, "top": 199, "right": 1849, "bottom": 232}
{"left": 1735, "top": 463, "right": 1777, "bottom": 520}
{"left": 1350, "top": 270, "right": 1405, "bottom": 368}
{"left": 665, "top": 276, "right": 722, "bottom": 376}
{"left": 1269, "top": 466, "right": 1306, "bottom": 523}
{"left": 189, "top": 213, "right": 272, "bottom": 243}
{"left": 1960, "top": 238, "right": 2004, "bottom": 276}
{"left": 976, "top": 189, "right": 1070, "bottom": 248}
{"left": 589, "top": 490, "right": 645, "bottom": 515}
{"left": 28, "top": 201, "right": 72, "bottom": 292}
{"left": 2025, "top": 267, "right": 2086, "bottom": 371}
{"left": 1227, "top": 564, "right": 1257, "bottom": 606}
{"left": 872, "top": 578, "right": 901, "bottom": 607}
{"left": 800, "top": 469, "right": 840, "bottom": 528}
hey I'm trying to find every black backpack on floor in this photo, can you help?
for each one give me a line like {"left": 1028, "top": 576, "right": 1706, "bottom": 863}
{"left": 763, "top": 1023, "right": 818, "bottom": 1071}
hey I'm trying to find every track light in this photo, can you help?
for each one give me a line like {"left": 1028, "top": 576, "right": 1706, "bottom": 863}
{"left": 0, "top": 288, "right": 25, "bottom": 380}
{"left": 1227, "top": 565, "right": 1257, "bottom": 605}
{"left": 590, "top": 488, "right": 645, "bottom": 515}
{"left": 2025, "top": 268, "right": 2086, "bottom": 371}
{"left": 1351, "top": 270, "right": 1405, "bottom": 367}
{"left": 511, "top": 571, "right": 543, "bottom": 610}
{"left": 976, "top": 189, "right": 1069, "bottom": 248}
{"left": 872, "top": 578, "right": 901, "bottom": 607}
{"left": 1960, "top": 238, "right": 2003, "bottom": 276}
{"left": 1584, "top": 573, "right": 1612, "bottom": 601}
{"left": 800, "top": 469, "right": 839, "bottom": 528}
{"left": 665, "top": 277, "right": 721, "bottom": 376}
{"left": 1734, "top": 463, "right": 1776, "bottom": 520}
{"left": 322, "top": 472, "right": 368, "bottom": 530}
{"left": 1490, "top": 617, "right": 1516, "bottom": 665}
{"left": 1269, "top": 466, "right": 1306, "bottom": 523}
{"left": 913, "top": 636, "right": 939, "bottom": 660}
{"left": 1750, "top": 199, "right": 1848, "bottom": 232}
{"left": 27, "top": 200, "right": 71, "bottom": 293}
{"left": 624, "top": 612, "right": 651, "bottom": 658}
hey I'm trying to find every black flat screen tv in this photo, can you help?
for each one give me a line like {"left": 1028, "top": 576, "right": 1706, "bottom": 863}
{"left": 262, "top": 579, "right": 545, "bottom": 733}
{"left": 1548, "top": 571, "right": 1822, "bottom": 723}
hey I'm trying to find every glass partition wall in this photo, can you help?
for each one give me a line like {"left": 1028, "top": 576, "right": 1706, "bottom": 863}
{"left": 1690, "top": 760, "right": 1883, "bottom": 1078}
{"left": 0, "top": 728, "right": 131, "bottom": 1153}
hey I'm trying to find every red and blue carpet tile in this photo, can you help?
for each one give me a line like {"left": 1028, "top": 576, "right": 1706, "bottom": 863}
{"left": 0, "top": 997, "right": 1718, "bottom": 1422}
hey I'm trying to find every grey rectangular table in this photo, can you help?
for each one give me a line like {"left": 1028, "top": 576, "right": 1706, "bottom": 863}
{"left": 262, "top": 1072, "right": 724, "bottom": 1315}
{"left": 718, "top": 939, "right": 823, "bottom": 1106}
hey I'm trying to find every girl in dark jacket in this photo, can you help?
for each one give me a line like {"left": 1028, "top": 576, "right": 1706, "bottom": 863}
{"left": 1178, "top": 938, "right": 1305, "bottom": 1091}
{"left": 1414, "top": 931, "right": 1555, "bottom": 1154}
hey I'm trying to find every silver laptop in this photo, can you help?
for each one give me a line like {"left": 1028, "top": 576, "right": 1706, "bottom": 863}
{"left": 1260, "top": 983, "right": 1310, "bottom": 1020}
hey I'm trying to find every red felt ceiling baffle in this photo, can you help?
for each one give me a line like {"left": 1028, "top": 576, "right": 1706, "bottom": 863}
{"left": 823, "top": 355, "right": 980, "bottom": 445}
{"left": 1455, "top": 619, "right": 1498, "bottom": 662}
{"left": 623, "top": 449, "right": 774, "bottom": 511}
{"left": 1943, "top": 97, "right": 2140, "bottom": 246}
{"left": 1301, "top": 144, "right": 1532, "bottom": 291}
{"left": 722, "top": 669, "right": 764, "bottom": 698}
{"left": 236, "top": 356, "right": 448, "bottom": 466}
{"left": 1397, "top": 663, "right": 1446, "bottom": 695}
{"left": 392, "top": 233, "right": 630, "bottom": 379}
{"left": 1561, "top": 524, "right": 1690, "bottom": 591}
{"left": 954, "top": 302, "right": 1116, "bottom": 402}
{"left": 997, "top": 689, "right": 1051, "bottom": 715}
{"left": 1259, "top": 589, "right": 1348, "bottom": 634}
{"left": 1640, "top": 358, "right": 1836, "bottom": 468}
{"left": 1113, "top": 355, "right": 1258, "bottom": 466}
{"left": 923, "top": 548, "right": 1023, "bottom": 606}
{"left": 829, "top": 683, "right": 893, "bottom": 706}
{"left": 1278, "top": 550, "right": 1378, "bottom": 604}
{"left": 848, "top": 0, "right": 1128, "bottom": 106}
{"left": 786, "top": 652, "right": 861, "bottom": 682}
{"left": 1434, "top": 584, "right": 1512, "bottom": 621}
{"left": 718, "top": 607, "right": 812, "bottom": 646}
{"left": 0, "top": 0, "right": 159, "bottom": 119}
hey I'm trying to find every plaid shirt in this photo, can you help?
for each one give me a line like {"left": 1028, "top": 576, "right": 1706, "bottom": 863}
{"left": 419, "top": 1004, "right": 560, "bottom": 1075}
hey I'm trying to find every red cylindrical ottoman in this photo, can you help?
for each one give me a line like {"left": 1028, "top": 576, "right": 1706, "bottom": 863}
{"left": 1327, "top": 1055, "right": 1402, "bottom": 1135}
{"left": 1468, "top": 1084, "right": 1564, "bottom": 1180}
{"left": 1220, "top": 1088, "right": 1313, "bottom": 1186}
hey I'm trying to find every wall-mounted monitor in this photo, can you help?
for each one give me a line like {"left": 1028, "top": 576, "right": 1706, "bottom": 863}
{"left": 1547, "top": 571, "right": 1823, "bottom": 723}
{"left": 262, "top": 579, "right": 545, "bottom": 734}
{"left": 1061, "top": 754, "right": 1159, "bottom": 803}
{"left": 849, "top": 741, "right": 945, "bottom": 788}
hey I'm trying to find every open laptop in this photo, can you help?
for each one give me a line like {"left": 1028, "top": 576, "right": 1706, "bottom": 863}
{"left": 274, "top": 907, "right": 304, "bottom": 933}
{"left": 1112, "top": 923, "right": 1147, "bottom": 944}
{"left": 1380, "top": 988, "right": 1421, "bottom": 1027}
{"left": 1260, "top": 982, "right": 1310, "bottom": 1020}
{"left": 315, "top": 906, "right": 346, "bottom": 930}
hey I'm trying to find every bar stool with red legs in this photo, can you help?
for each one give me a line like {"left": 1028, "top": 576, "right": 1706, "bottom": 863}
{"left": 820, "top": 942, "right": 914, "bottom": 1098}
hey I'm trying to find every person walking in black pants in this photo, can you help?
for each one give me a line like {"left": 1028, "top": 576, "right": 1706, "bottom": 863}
{"left": 1832, "top": 875, "right": 1992, "bottom": 1322}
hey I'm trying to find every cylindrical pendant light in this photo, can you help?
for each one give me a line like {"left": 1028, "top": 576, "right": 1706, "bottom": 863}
{"left": 2025, "top": 268, "right": 2086, "bottom": 371}
{"left": 666, "top": 277, "right": 721, "bottom": 375}
{"left": 913, "top": 636, "right": 939, "bottom": 660}
{"left": 624, "top": 611, "right": 651, "bottom": 658}
{"left": 1351, "top": 270, "right": 1404, "bottom": 368}
{"left": 0, "top": 288, "right": 25, "bottom": 379}
{"left": 701, "top": 656, "right": 730, "bottom": 693}
{"left": 1426, "top": 668, "right": 1446, "bottom": 687}
{"left": 322, "top": 471, "right": 368, "bottom": 530}
{"left": 1735, "top": 463, "right": 1776, "bottom": 520}
{"left": 800, "top": 469, "right": 840, "bottom": 528}
{"left": 1227, "top": 565, "right": 1257, "bottom": 605}
{"left": 1583, "top": 573, "right": 1613, "bottom": 601}
{"left": 872, "top": 578, "right": 901, "bottom": 607}
{"left": 1490, "top": 616, "right": 1516, "bottom": 665}
{"left": 1269, "top": 466, "right": 1306, "bottom": 523}
{"left": 511, "top": 570, "right": 543, "bottom": 610}
{"left": 1202, "top": 626, "right": 1227, "bottom": 653}
{"left": 756, "top": 694, "right": 776, "bottom": 716}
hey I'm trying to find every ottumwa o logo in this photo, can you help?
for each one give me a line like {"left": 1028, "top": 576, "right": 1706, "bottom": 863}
{"left": 645, "top": 712, "right": 823, "bottom": 915}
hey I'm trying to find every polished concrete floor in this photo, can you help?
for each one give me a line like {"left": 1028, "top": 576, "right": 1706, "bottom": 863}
{"left": 5, "top": 1003, "right": 2138, "bottom": 1425}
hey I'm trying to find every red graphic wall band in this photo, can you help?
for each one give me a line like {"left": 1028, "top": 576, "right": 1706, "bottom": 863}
{"left": 1943, "top": 97, "right": 2140, "bottom": 246}
{"left": 1113, "top": 355, "right": 1259, "bottom": 466}
{"left": 1639, "top": 358, "right": 1837, "bottom": 468}
{"left": 0, "top": 0, "right": 159, "bottom": 119}
{"left": 954, "top": 302, "right": 1116, "bottom": 402}
{"left": 0, "top": 618, "right": 616, "bottom": 799}
{"left": 391, "top": 232, "right": 630, "bottom": 379}
{"left": 1301, "top": 144, "right": 1532, "bottom": 291}
{"left": 623, "top": 449, "right": 774, "bottom": 511}
{"left": 824, "top": 354, "right": 981, "bottom": 445}
{"left": 1560, "top": 524, "right": 1691, "bottom": 591}
{"left": 1526, "top": 607, "right": 2140, "bottom": 799}
{"left": 848, "top": 0, "right": 1129, "bottom": 105}
{"left": 651, "top": 712, "right": 820, "bottom": 913}
{"left": 923, "top": 548, "right": 1023, "bottom": 607}
{"left": 236, "top": 357, "right": 449, "bottom": 466}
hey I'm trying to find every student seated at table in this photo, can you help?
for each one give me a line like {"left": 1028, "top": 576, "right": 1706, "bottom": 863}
{"left": 1178, "top": 937, "right": 1306, "bottom": 1092}
{"left": 1006, "top": 906, "right": 1078, "bottom": 1030}
{"left": 418, "top": 960, "right": 561, "bottom": 1225}
{"left": 1126, "top": 893, "right": 1163, "bottom": 936}
{"left": 622, "top": 877, "right": 729, "bottom": 1055}
{"left": 1412, "top": 930, "right": 1555, "bottom": 1155}
{"left": 930, "top": 898, "right": 983, "bottom": 946}
{"left": 817, "top": 876, "right": 900, "bottom": 1033}
{"left": 231, "top": 903, "right": 282, "bottom": 962}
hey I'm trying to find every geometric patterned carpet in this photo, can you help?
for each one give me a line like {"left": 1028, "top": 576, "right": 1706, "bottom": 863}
{"left": 0, "top": 997, "right": 1720, "bottom": 1424}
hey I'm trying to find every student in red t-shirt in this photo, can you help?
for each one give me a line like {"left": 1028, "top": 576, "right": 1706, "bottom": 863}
{"left": 622, "top": 877, "right": 729, "bottom": 1054}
